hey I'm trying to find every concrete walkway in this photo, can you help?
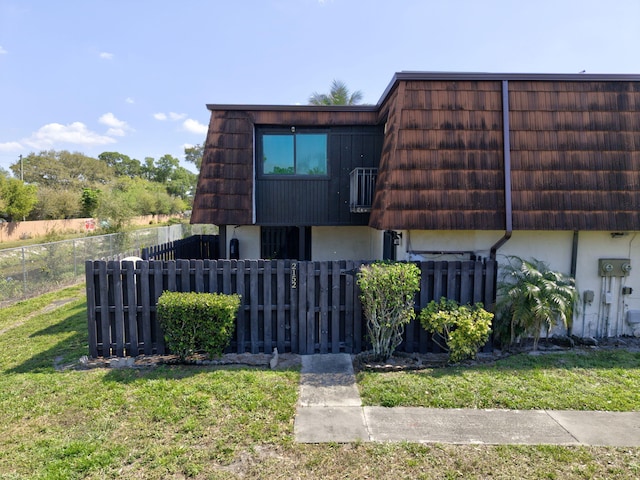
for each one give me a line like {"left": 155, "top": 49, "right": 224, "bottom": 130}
{"left": 294, "top": 354, "right": 640, "bottom": 446}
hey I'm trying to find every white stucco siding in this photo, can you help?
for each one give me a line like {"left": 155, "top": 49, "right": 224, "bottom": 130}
{"left": 398, "top": 229, "right": 640, "bottom": 338}
{"left": 572, "top": 232, "right": 640, "bottom": 338}
{"left": 223, "top": 225, "right": 261, "bottom": 260}
{"left": 312, "top": 226, "right": 382, "bottom": 261}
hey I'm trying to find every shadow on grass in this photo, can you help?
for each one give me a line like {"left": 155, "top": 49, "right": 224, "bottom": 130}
{"left": 100, "top": 363, "right": 269, "bottom": 385}
{"left": 5, "top": 301, "right": 89, "bottom": 374}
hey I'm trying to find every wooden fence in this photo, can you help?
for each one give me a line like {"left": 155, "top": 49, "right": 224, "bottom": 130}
{"left": 85, "top": 259, "right": 496, "bottom": 358}
{"left": 141, "top": 234, "right": 219, "bottom": 261}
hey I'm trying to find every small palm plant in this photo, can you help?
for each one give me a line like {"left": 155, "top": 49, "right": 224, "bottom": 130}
{"left": 496, "top": 256, "right": 578, "bottom": 350}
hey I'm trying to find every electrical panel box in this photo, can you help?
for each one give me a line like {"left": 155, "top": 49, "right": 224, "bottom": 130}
{"left": 598, "top": 258, "right": 632, "bottom": 277}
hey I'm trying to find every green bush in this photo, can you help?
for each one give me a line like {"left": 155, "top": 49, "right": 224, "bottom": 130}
{"left": 419, "top": 297, "right": 493, "bottom": 363}
{"left": 156, "top": 291, "right": 240, "bottom": 360}
{"left": 357, "top": 262, "right": 421, "bottom": 361}
{"left": 495, "top": 256, "right": 578, "bottom": 350}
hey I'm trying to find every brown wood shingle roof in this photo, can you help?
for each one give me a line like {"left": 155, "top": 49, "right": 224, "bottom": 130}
{"left": 369, "top": 74, "right": 640, "bottom": 231}
{"left": 193, "top": 72, "right": 640, "bottom": 232}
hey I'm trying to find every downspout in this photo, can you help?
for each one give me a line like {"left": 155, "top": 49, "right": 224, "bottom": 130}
{"left": 490, "top": 80, "right": 513, "bottom": 260}
{"left": 570, "top": 230, "right": 579, "bottom": 278}
{"left": 568, "top": 230, "right": 579, "bottom": 336}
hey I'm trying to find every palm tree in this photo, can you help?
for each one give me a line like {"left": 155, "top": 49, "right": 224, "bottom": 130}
{"left": 495, "top": 256, "right": 578, "bottom": 350}
{"left": 308, "top": 79, "right": 364, "bottom": 105}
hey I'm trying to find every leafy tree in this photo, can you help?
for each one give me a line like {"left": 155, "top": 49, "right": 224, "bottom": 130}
{"left": 98, "top": 151, "right": 142, "bottom": 178}
{"left": 166, "top": 165, "right": 197, "bottom": 201}
{"left": 11, "top": 150, "right": 112, "bottom": 187}
{"left": 184, "top": 144, "right": 204, "bottom": 170}
{"left": 495, "top": 256, "right": 578, "bottom": 350}
{"left": 0, "top": 170, "right": 8, "bottom": 213}
{"left": 154, "top": 154, "right": 180, "bottom": 184}
{"left": 95, "top": 188, "right": 134, "bottom": 231}
{"left": 81, "top": 188, "right": 101, "bottom": 217}
{"left": 309, "top": 79, "right": 364, "bottom": 105}
{"left": 0, "top": 178, "right": 38, "bottom": 221}
{"left": 32, "top": 186, "right": 81, "bottom": 219}
{"left": 140, "top": 157, "right": 156, "bottom": 180}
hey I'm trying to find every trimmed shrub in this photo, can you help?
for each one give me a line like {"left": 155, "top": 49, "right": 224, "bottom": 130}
{"left": 156, "top": 291, "right": 240, "bottom": 360}
{"left": 357, "top": 262, "right": 421, "bottom": 361}
{"left": 420, "top": 297, "right": 493, "bottom": 363}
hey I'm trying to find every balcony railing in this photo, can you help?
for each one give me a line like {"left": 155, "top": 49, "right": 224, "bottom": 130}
{"left": 349, "top": 167, "right": 378, "bottom": 213}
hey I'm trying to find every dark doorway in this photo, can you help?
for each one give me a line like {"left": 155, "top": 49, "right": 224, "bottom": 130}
{"left": 383, "top": 230, "right": 398, "bottom": 261}
{"left": 261, "top": 226, "right": 311, "bottom": 260}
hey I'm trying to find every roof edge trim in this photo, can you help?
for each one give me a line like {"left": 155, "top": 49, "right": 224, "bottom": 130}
{"left": 376, "top": 71, "right": 640, "bottom": 105}
{"left": 206, "top": 104, "right": 379, "bottom": 112}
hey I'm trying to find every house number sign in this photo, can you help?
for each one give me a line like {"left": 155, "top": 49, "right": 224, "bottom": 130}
{"left": 291, "top": 262, "right": 297, "bottom": 289}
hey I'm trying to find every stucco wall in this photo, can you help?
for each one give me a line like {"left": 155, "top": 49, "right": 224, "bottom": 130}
{"left": 312, "top": 227, "right": 381, "bottom": 261}
{"left": 399, "top": 229, "right": 640, "bottom": 338}
{"left": 222, "top": 225, "right": 261, "bottom": 260}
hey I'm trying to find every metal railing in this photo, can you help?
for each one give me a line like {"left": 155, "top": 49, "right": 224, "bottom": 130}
{"left": 349, "top": 167, "right": 378, "bottom": 213}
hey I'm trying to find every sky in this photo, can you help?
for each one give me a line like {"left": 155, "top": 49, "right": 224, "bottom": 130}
{"left": 1, "top": 0, "right": 639, "bottom": 173}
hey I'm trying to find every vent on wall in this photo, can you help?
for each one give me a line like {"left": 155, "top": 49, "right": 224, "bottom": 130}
{"left": 598, "top": 258, "right": 632, "bottom": 277}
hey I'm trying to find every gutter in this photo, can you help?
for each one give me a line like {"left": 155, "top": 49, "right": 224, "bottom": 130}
{"left": 490, "top": 80, "right": 513, "bottom": 260}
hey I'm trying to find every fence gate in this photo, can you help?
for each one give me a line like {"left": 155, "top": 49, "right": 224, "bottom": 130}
{"left": 85, "top": 259, "right": 496, "bottom": 358}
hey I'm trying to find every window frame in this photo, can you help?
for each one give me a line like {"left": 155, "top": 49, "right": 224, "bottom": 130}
{"left": 257, "top": 128, "right": 330, "bottom": 178}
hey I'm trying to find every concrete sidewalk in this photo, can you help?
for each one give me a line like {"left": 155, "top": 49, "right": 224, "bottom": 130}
{"left": 293, "top": 354, "right": 640, "bottom": 446}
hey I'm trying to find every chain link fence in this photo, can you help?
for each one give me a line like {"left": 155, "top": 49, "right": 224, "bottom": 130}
{"left": 0, "top": 223, "right": 216, "bottom": 306}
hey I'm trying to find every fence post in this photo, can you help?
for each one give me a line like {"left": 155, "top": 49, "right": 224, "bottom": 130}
{"left": 21, "top": 247, "right": 27, "bottom": 299}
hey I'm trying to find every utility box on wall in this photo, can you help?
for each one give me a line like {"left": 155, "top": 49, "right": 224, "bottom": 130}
{"left": 598, "top": 258, "right": 632, "bottom": 277}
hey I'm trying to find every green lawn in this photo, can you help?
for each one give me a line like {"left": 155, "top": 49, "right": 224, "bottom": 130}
{"left": 357, "top": 350, "right": 640, "bottom": 410}
{"left": 1, "top": 286, "right": 639, "bottom": 479}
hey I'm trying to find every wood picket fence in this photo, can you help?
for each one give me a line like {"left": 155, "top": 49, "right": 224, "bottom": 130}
{"left": 85, "top": 259, "right": 496, "bottom": 358}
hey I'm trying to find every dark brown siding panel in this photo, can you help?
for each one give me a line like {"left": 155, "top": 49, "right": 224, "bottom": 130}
{"left": 370, "top": 80, "right": 505, "bottom": 230}
{"left": 192, "top": 109, "right": 381, "bottom": 227}
{"left": 509, "top": 80, "right": 640, "bottom": 230}
{"left": 255, "top": 126, "right": 383, "bottom": 226}
{"left": 191, "top": 111, "right": 254, "bottom": 225}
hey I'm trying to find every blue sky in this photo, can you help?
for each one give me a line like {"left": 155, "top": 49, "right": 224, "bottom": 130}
{"left": 1, "top": 0, "right": 639, "bottom": 173}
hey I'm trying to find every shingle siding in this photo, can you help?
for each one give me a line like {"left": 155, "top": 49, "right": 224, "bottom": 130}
{"left": 370, "top": 80, "right": 506, "bottom": 230}
{"left": 193, "top": 73, "right": 640, "bottom": 233}
{"left": 508, "top": 80, "right": 640, "bottom": 230}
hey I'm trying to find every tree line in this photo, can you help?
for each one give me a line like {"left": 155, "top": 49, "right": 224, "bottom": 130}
{"left": 0, "top": 146, "right": 203, "bottom": 229}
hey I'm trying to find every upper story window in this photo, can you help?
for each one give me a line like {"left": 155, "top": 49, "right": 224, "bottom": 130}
{"left": 260, "top": 129, "right": 328, "bottom": 176}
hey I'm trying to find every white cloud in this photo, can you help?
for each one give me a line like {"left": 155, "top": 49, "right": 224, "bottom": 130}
{"left": 125, "top": 97, "right": 134, "bottom": 104}
{"left": 154, "top": 112, "right": 187, "bottom": 121}
{"left": 22, "top": 122, "right": 116, "bottom": 149}
{"left": 98, "top": 112, "right": 133, "bottom": 137}
{"left": 0, "top": 46, "right": 7, "bottom": 55}
{"left": 0, "top": 141, "right": 23, "bottom": 152}
{"left": 99, "top": 52, "right": 114, "bottom": 60}
{"left": 183, "top": 118, "right": 207, "bottom": 135}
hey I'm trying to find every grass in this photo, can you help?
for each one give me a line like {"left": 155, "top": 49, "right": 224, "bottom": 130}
{"left": 0, "top": 287, "right": 639, "bottom": 479}
{"left": 357, "top": 350, "right": 640, "bottom": 410}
